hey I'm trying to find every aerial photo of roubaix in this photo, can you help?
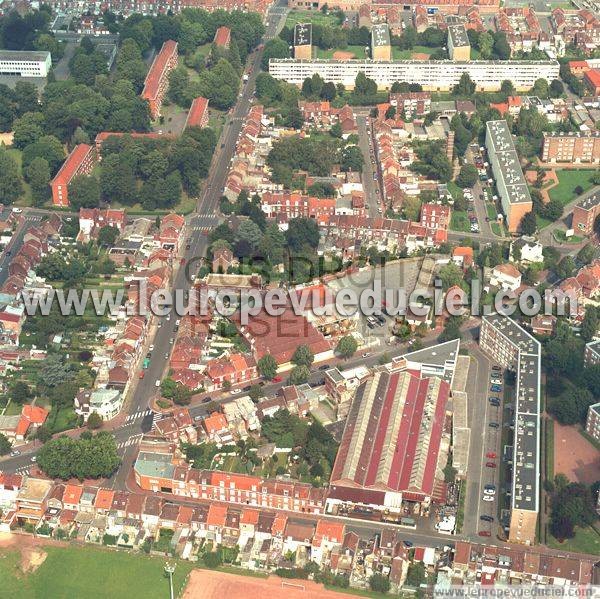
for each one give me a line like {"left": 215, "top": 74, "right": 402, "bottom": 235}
{"left": 1, "top": 0, "right": 600, "bottom": 597}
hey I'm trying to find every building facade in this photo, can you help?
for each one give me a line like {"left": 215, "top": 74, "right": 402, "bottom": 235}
{"left": 269, "top": 59, "right": 560, "bottom": 92}
{"left": 572, "top": 188, "right": 600, "bottom": 236}
{"left": 480, "top": 315, "right": 541, "bottom": 546}
{"left": 0, "top": 50, "right": 51, "bottom": 77}
{"left": 447, "top": 25, "right": 470, "bottom": 61}
{"left": 51, "top": 144, "right": 97, "bottom": 207}
{"left": 141, "top": 40, "right": 178, "bottom": 120}
{"left": 485, "top": 120, "right": 532, "bottom": 233}
{"left": 585, "top": 402, "right": 600, "bottom": 442}
{"left": 541, "top": 131, "right": 600, "bottom": 164}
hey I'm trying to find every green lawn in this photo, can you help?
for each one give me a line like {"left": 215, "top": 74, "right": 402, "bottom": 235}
{"left": 0, "top": 545, "right": 195, "bottom": 599}
{"left": 547, "top": 526, "right": 600, "bottom": 555}
{"left": 544, "top": 416, "right": 554, "bottom": 482}
{"left": 547, "top": 169, "right": 597, "bottom": 207}
{"left": 7, "top": 148, "right": 33, "bottom": 207}
{"left": 392, "top": 46, "right": 437, "bottom": 60}
{"left": 553, "top": 230, "right": 584, "bottom": 244}
{"left": 316, "top": 45, "right": 367, "bottom": 59}
{"left": 285, "top": 9, "right": 342, "bottom": 28}
{"left": 450, "top": 210, "right": 471, "bottom": 233}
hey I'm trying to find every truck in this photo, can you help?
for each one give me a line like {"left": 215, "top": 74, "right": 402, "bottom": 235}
{"left": 143, "top": 358, "right": 150, "bottom": 369}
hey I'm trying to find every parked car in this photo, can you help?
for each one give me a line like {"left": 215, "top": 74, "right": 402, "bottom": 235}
{"left": 490, "top": 384, "right": 501, "bottom": 392}
{"left": 484, "top": 484, "right": 496, "bottom": 493}
{"left": 273, "top": 376, "right": 282, "bottom": 383}
{"left": 480, "top": 515, "right": 494, "bottom": 522}
{"left": 478, "top": 531, "right": 491, "bottom": 537}
{"left": 486, "top": 462, "right": 497, "bottom": 468}
{"left": 403, "top": 540, "right": 413, "bottom": 548}
{"left": 9, "top": 450, "right": 20, "bottom": 457}
{"left": 202, "top": 397, "right": 211, "bottom": 403}
{"left": 155, "top": 379, "right": 161, "bottom": 387}
{"left": 486, "top": 452, "right": 497, "bottom": 459}
{"left": 489, "top": 422, "right": 499, "bottom": 428}
{"left": 488, "top": 396, "right": 500, "bottom": 403}
{"left": 482, "top": 495, "right": 494, "bottom": 502}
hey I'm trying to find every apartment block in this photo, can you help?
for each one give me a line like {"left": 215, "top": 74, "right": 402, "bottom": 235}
{"left": 389, "top": 91, "right": 431, "bottom": 116}
{"left": 185, "top": 96, "right": 209, "bottom": 130}
{"left": 572, "top": 188, "right": 600, "bottom": 236}
{"left": 485, "top": 120, "right": 532, "bottom": 233}
{"left": 447, "top": 25, "right": 470, "bottom": 61}
{"left": 541, "top": 131, "right": 600, "bottom": 164}
{"left": 584, "top": 339, "right": 600, "bottom": 366}
{"left": 480, "top": 315, "right": 540, "bottom": 546}
{"left": 294, "top": 23, "right": 312, "bottom": 60}
{"left": 141, "top": 39, "right": 178, "bottom": 120}
{"left": 51, "top": 144, "right": 97, "bottom": 207}
{"left": 0, "top": 50, "right": 51, "bottom": 77}
{"left": 371, "top": 24, "right": 391, "bottom": 61}
{"left": 585, "top": 401, "right": 600, "bottom": 442}
{"left": 269, "top": 59, "right": 559, "bottom": 92}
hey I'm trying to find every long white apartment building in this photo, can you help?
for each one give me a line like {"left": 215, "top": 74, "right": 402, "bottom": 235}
{"left": 269, "top": 59, "right": 560, "bottom": 92}
{"left": 0, "top": 50, "right": 52, "bottom": 77}
{"left": 480, "top": 314, "right": 541, "bottom": 547}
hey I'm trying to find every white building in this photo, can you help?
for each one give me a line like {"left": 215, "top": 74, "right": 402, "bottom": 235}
{"left": 0, "top": 50, "right": 51, "bottom": 77}
{"left": 74, "top": 388, "right": 123, "bottom": 422}
{"left": 510, "top": 236, "right": 544, "bottom": 264}
{"left": 490, "top": 263, "right": 522, "bottom": 292}
{"left": 269, "top": 59, "right": 560, "bottom": 92}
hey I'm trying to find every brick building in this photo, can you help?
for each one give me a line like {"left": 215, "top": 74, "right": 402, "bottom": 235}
{"left": 51, "top": 144, "right": 96, "bottom": 207}
{"left": 141, "top": 40, "right": 178, "bottom": 120}
{"left": 185, "top": 96, "right": 209, "bottom": 130}
{"left": 572, "top": 188, "right": 600, "bottom": 236}
{"left": 541, "top": 131, "right": 600, "bottom": 164}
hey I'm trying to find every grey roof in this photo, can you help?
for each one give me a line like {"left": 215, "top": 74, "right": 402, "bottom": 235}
{"left": 576, "top": 186, "right": 600, "bottom": 212}
{"left": 0, "top": 50, "right": 50, "bottom": 62}
{"left": 448, "top": 24, "right": 469, "bottom": 48}
{"left": 585, "top": 339, "right": 600, "bottom": 358}
{"left": 371, "top": 24, "right": 391, "bottom": 47}
{"left": 543, "top": 130, "right": 600, "bottom": 138}
{"left": 294, "top": 23, "right": 312, "bottom": 47}
{"left": 401, "top": 338, "right": 460, "bottom": 384}
{"left": 481, "top": 315, "right": 540, "bottom": 514}
{"left": 134, "top": 451, "right": 175, "bottom": 479}
{"left": 486, "top": 120, "right": 531, "bottom": 205}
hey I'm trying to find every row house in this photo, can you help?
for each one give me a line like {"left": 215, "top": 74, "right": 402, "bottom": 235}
{"left": 77, "top": 208, "right": 127, "bottom": 243}
{"left": 153, "top": 408, "right": 198, "bottom": 445}
{"left": 495, "top": 8, "right": 541, "bottom": 54}
{"left": 260, "top": 192, "right": 337, "bottom": 225}
{"left": 157, "top": 213, "right": 185, "bottom": 252}
{"left": 205, "top": 352, "right": 258, "bottom": 390}
{"left": 134, "top": 453, "right": 326, "bottom": 514}
{"left": 389, "top": 92, "right": 431, "bottom": 117}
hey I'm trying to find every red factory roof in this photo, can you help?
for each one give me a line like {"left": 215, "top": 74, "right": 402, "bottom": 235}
{"left": 331, "top": 370, "right": 450, "bottom": 498}
{"left": 52, "top": 144, "right": 93, "bottom": 186}
{"left": 142, "top": 40, "right": 178, "bottom": 102}
{"left": 585, "top": 69, "right": 600, "bottom": 88}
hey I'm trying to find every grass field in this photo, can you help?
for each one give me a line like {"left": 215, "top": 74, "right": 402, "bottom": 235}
{"left": 285, "top": 10, "right": 342, "bottom": 28}
{"left": 553, "top": 230, "right": 584, "bottom": 244}
{"left": 0, "top": 545, "right": 195, "bottom": 599}
{"left": 547, "top": 526, "right": 600, "bottom": 555}
{"left": 547, "top": 169, "right": 597, "bottom": 207}
{"left": 7, "top": 149, "right": 33, "bottom": 207}
{"left": 392, "top": 46, "right": 437, "bottom": 60}
{"left": 450, "top": 210, "right": 471, "bottom": 233}
{"left": 316, "top": 45, "right": 367, "bottom": 59}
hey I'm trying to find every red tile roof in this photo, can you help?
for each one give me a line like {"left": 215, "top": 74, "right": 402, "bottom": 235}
{"left": 186, "top": 96, "right": 209, "bottom": 128}
{"left": 142, "top": 40, "right": 178, "bottom": 102}
{"left": 52, "top": 144, "right": 93, "bottom": 186}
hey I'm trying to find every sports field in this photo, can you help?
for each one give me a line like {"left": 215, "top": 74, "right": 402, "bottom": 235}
{"left": 0, "top": 537, "right": 194, "bottom": 599}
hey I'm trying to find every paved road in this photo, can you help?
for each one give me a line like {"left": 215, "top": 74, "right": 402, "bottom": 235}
{"left": 355, "top": 115, "right": 382, "bottom": 217}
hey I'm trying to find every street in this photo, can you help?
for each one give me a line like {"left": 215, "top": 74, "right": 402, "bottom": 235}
{"left": 355, "top": 114, "right": 383, "bottom": 217}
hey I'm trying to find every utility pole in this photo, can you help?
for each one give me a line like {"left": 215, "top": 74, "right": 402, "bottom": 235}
{"left": 164, "top": 562, "right": 176, "bottom": 599}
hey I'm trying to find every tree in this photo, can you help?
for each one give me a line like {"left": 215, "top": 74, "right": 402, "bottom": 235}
{"left": 236, "top": 219, "right": 263, "bottom": 250}
{"left": 87, "top": 412, "right": 103, "bottom": 430}
{"left": 36, "top": 425, "right": 52, "bottom": 444}
{"left": 478, "top": 31, "right": 494, "bottom": 59}
{"left": 493, "top": 31, "right": 511, "bottom": 60}
{"left": 0, "top": 148, "right": 23, "bottom": 205}
{"left": 25, "top": 157, "right": 51, "bottom": 206}
{"left": 22, "top": 135, "right": 65, "bottom": 175}
{"left": 456, "top": 164, "right": 478, "bottom": 188}
{"left": 12, "top": 111, "right": 44, "bottom": 149}
{"left": 261, "top": 38, "right": 290, "bottom": 69}
{"left": 203, "top": 551, "right": 223, "bottom": 569}
{"left": 292, "top": 345, "right": 314, "bottom": 367}
{"left": 286, "top": 217, "right": 320, "bottom": 252}
{"left": 289, "top": 365, "right": 310, "bottom": 385}
{"left": 555, "top": 256, "right": 575, "bottom": 280}
{"left": 438, "top": 262, "right": 464, "bottom": 290}
{"left": 248, "top": 384, "right": 264, "bottom": 402}
{"left": 406, "top": 562, "right": 427, "bottom": 587}
{"left": 0, "top": 433, "right": 10, "bottom": 456}
{"left": 578, "top": 243, "right": 597, "bottom": 265}
{"left": 453, "top": 72, "right": 475, "bottom": 97}
{"left": 68, "top": 175, "right": 101, "bottom": 210}
{"left": 520, "top": 211, "right": 537, "bottom": 235}
{"left": 439, "top": 316, "right": 462, "bottom": 342}
{"left": 37, "top": 433, "right": 120, "bottom": 480}
{"left": 257, "top": 354, "right": 278, "bottom": 380}
{"left": 550, "top": 79, "right": 564, "bottom": 98}
{"left": 341, "top": 145, "right": 364, "bottom": 172}
{"left": 10, "top": 381, "right": 31, "bottom": 404}
{"left": 97, "top": 225, "right": 119, "bottom": 247}
{"left": 368, "top": 573, "right": 391, "bottom": 594}
{"left": 354, "top": 71, "right": 376, "bottom": 97}
{"left": 336, "top": 335, "right": 357, "bottom": 358}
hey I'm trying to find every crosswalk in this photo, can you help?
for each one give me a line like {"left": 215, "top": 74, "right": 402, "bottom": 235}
{"left": 190, "top": 225, "right": 212, "bottom": 233}
{"left": 152, "top": 412, "right": 166, "bottom": 427}
{"left": 15, "top": 466, "right": 30, "bottom": 475}
{"left": 116, "top": 434, "right": 143, "bottom": 450}
{"left": 124, "top": 408, "right": 153, "bottom": 424}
